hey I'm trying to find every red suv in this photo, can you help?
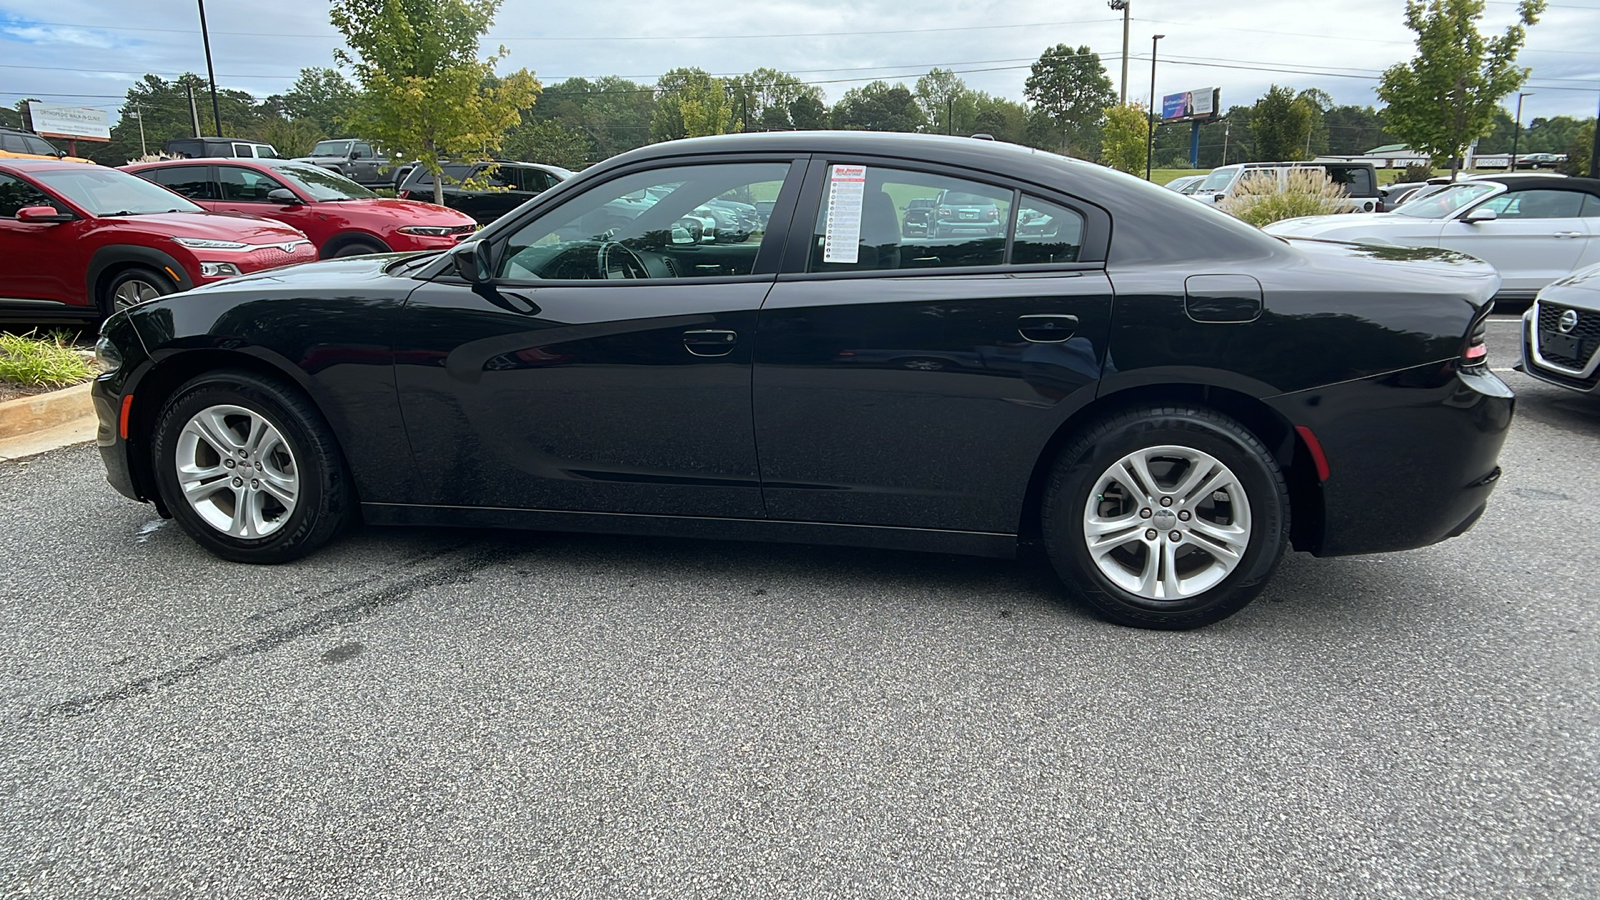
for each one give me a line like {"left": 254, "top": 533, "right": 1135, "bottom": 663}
{"left": 0, "top": 159, "right": 317, "bottom": 320}
{"left": 122, "top": 158, "right": 478, "bottom": 258}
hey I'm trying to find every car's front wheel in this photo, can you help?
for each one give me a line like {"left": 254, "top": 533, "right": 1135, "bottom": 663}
{"left": 101, "top": 267, "right": 174, "bottom": 317}
{"left": 1042, "top": 405, "right": 1290, "bottom": 629}
{"left": 151, "top": 371, "right": 354, "bottom": 563}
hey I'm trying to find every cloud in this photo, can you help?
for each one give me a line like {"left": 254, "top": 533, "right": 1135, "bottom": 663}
{"left": 0, "top": 16, "right": 122, "bottom": 50}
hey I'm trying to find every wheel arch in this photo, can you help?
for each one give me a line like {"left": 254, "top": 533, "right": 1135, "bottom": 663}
{"left": 87, "top": 245, "right": 195, "bottom": 311}
{"left": 319, "top": 231, "right": 391, "bottom": 259}
{"left": 1017, "top": 381, "right": 1325, "bottom": 553}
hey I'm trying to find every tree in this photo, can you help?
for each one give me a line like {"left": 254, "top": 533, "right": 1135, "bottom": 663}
{"left": 331, "top": 0, "right": 541, "bottom": 204}
{"left": 504, "top": 118, "right": 589, "bottom": 168}
{"left": 1298, "top": 88, "right": 1333, "bottom": 157}
{"left": 971, "top": 93, "right": 1031, "bottom": 144}
{"left": 651, "top": 68, "right": 733, "bottom": 140}
{"left": 831, "top": 81, "right": 925, "bottom": 133}
{"left": 1024, "top": 45, "right": 1115, "bottom": 156}
{"left": 1100, "top": 102, "right": 1151, "bottom": 175}
{"left": 1323, "top": 105, "right": 1392, "bottom": 155}
{"left": 788, "top": 94, "right": 827, "bottom": 130}
{"left": 734, "top": 68, "right": 825, "bottom": 132}
{"left": 914, "top": 68, "right": 974, "bottom": 135}
{"left": 279, "top": 67, "right": 359, "bottom": 136}
{"left": 1378, "top": 0, "right": 1546, "bottom": 180}
{"left": 1558, "top": 120, "right": 1595, "bottom": 176}
{"left": 1251, "top": 85, "right": 1313, "bottom": 161}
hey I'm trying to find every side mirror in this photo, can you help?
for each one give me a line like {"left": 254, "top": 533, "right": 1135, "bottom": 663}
{"left": 16, "top": 205, "right": 73, "bottom": 224}
{"left": 1463, "top": 207, "right": 1498, "bottom": 224}
{"left": 451, "top": 240, "right": 491, "bottom": 283}
{"left": 671, "top": 217, "right": 703, "bottom": 244}
{"left": 266, "top": 188, "right": 303, "bottom": 205}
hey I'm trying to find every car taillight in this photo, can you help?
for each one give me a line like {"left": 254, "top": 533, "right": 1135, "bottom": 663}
{"left": 986, "top": 208, "right": 998, "bottom": 219}
{"left": 1462, "top": 318, "right": 1488, "bottom": 367}
{"left": 938, "top": 208, "right": 952, "bottom": 219}
{"left": 396, "top": 190, "right": 410, "bottom": 200}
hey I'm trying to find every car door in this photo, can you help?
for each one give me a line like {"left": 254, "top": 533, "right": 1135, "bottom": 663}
{"left": 212, "top": 165, "right": 320, "bottom": 238}
{"left": 394, "top": 157, "right": 803, "bottom": 518}
{"left": 1439, "top": 188, "right": 1590, "bottom": 293}
{"left": 0, "top": 173, "right": 90, "bottom": 308}
{"left": 753, "top": 160, "right": 1115, "bottom": 534}
{"left": 351, "top": 142, "right": 378, "bottom": 184}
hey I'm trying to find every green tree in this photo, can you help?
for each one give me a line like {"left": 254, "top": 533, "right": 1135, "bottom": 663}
{"left": 651, "top": 68, "right": 733, "bottom": 140}
{"left": 733, "top": 68, "right": 824, "bottom": 132}
{"left": 1298, "top": 88, "right": 1333, "bottom": 157}
{"left": 1323, "top": 105, "right": 1392, "bottom": 155}
{"left": 1024, "top": 44, "right": 1115, "bottom": 156}
{"left": 279, "top": 67, "right": 359, "bottom": 136}
{"left": 1251, "top": 85, "right": 1313, "bottom": 161}
{"left": 830, "top": 81, "right": 925, "bottom": 132}
{"left": 1100, "top": 102, "right": 1150, "bottom": 175}
{"left": 1378, "top": 0, "right": 1546, "bottom": 180}
{"left": 245, "top": 117, "right": 325, "bottom": 157}
{"left": 914, "top": 68, "right": 975, "bottom": 135}
{"left": 331, "top": 0, "right": 541, "bottom": 204}
{"left": 971, "top": 92, "right": 1031, "bottom": 144}
{"left": 504, "top": 118, "right": 589, "bottom": 168}
{"left": 788, "top": 93, "right": 828, "bottom": 130}
{"left": 1559, "top": 120, "right": 1594, "bottom": 175}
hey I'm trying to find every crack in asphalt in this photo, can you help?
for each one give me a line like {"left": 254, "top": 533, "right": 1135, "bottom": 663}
{"left": 30, "top": 544, "right": 513, "bottom": 722}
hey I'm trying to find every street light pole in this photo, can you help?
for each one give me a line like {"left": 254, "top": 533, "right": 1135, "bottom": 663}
{"left": 197, "top": 0, "right": 223, "bottom": 136}
{"left": 131, "top": 107, "right": 146, "bottom": 157}
{"left": 1109, "top": 1, "right": 1130, "bottom": 105}
{"left": 1510, "top": 91, "right": 1532, "bottom": 170}
{"left": 1146, "top": 33, "right": 1164, "bottom": 181}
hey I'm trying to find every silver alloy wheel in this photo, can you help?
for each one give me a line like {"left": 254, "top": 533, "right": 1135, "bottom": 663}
{"left": 111, "top": 278, "right": 163, "bottom": 312}
{"left": 1082, "top": 445, "right": 1252, "bottom": 600}
{"left": 173, "top": 404, "right": 299, "bottom": 538}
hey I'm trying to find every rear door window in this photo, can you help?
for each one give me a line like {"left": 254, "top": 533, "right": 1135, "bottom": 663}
{"left": 1480, "top": 189, "right": 1585, "bottom": 219}
{"left": 806, "top": 165, "right": 1011, "bottom": 273}
{"left": 148, "top": 166, "right": 218, "bottom": 201}
{"left": 23, "top": 135, "right": 58, "bottom": 156}
{"left": 1012, "top": 196, "right": 1086, "bottom": 265}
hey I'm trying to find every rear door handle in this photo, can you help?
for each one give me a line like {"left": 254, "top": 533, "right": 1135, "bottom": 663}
{"left": 1018, "top": 314, "right": 1079, "bottom": 343}
{"left": 1554, "top": 231, "right": 1583, "bottom": 239}
{"left": 682, "top": 329, "right": 738, "bottom": 357}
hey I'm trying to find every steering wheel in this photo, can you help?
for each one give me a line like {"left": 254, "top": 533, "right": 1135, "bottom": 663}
{"left": 597, "top": 241, "right": 649, "bottom": 280}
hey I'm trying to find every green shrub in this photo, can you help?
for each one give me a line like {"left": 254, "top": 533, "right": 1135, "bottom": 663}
{"left": 1221, "top": 169, "right": 1349, "bottom": 227}
{"left": 0, "top": 330, "right": 93, "bottom": 389}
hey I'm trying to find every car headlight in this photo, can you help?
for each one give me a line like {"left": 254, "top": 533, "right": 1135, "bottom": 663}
{"left": 199, "top": 262, "right": 243, "bottom": 277}
{"left": 94, "top": 333, "right": 123, "bottom": 372}
{"left": 398, "top": 225, "right": 458, "bottom": 236}
{"left": 172, "top": 237, "right": 249, "bottom": 250}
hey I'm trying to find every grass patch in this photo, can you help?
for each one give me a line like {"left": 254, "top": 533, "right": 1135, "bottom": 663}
{"left": 0, "top": 330, "right": 94, "bottom": 390}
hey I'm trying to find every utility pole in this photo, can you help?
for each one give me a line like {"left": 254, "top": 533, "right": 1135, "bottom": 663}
{"left": 1109, "top": 1, "right": 1130, "bottom": 105}
{"left": 1510, "top": 91, "right": 1532, "bottom": 170}
{"left": 1590, "top": 91, "right": 1599, "bottom": 178}
{"left": 132, "top": 105, "right": 146, "bottom": 157}
{"left": 947, "top": 96, "right": 953, "bottom": 135}
{"left": 1146, "top": 34, "right": 1164, "bottom": 181}
{"left": 187, "top": 82, "right": 201, "bottom": 138}
{"left": 197, "top": 0, "right": 223, "bottom": 135}
{"left": 1222, "top": 119, "right": 1230, "bottom": 165}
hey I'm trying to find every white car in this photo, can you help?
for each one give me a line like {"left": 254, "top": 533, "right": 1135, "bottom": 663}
{"left": 1265, "top": 176, "right": 1600, "bottom": 300}
{"left": 1518, "top": 261, "right": 1600, "bottom": 393}
{"left": 1164, "top": 174, "right": 1207, "bottom": 194}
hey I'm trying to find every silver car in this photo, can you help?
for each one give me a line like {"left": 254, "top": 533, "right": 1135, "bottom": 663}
{"left": 1519, "top": 261, "right": 1600, "bottom": 393}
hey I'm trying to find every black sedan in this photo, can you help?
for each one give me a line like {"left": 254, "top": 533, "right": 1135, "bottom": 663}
{"left": 91, "top": 132, "right": 1514, "bottom": 630}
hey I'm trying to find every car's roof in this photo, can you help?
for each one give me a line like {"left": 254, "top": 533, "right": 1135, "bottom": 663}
{"left": 0, "top": 158, "right": 97, "bottom": 173}
{"left": 1461, "top": 174, "right": 1597, "bottom": 194}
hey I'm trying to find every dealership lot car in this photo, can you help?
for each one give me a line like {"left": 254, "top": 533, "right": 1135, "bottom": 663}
{"left": 0, "top": 159, "right": 315, "bottom": 319}
{"left": 92, "top": 132, "right": 1514, "bottom": 629}
{"left": 1518, "top": 260, "right": 1600, "bottom": 393}
{"left": 123, "top": 158, "right": 479, "bottom": 258}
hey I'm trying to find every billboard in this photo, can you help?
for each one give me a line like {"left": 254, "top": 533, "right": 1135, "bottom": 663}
{"left": 27, "top": 103, "right": 111, "bottom": 142}
{"left": 1160, "top": 88, "right": 1220, "bottom": 124}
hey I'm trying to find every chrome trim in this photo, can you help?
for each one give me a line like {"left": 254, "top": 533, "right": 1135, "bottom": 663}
{"left": 1527, "top": 300, "right": 1600, "bottom": 378}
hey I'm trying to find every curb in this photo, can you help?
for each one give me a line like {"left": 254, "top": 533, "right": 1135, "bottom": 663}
{"left": 0, "top": 382, "right": 97, "bottom": 462}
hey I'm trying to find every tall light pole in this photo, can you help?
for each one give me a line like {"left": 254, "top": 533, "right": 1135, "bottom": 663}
{"left": 1146, "top": 34, "right": 1164, "bottom": 181}
{"left": 1510, "top": 91, "right": 1533, "bottom": 170}
{"left": 1109, "top": 1, "right": 1130, "bottom": 105}
{"left": 197, "top": 0, "right": 223, "bottom": 136}
{"left": 130, "top": 107, "right": 146, "bottom": 157}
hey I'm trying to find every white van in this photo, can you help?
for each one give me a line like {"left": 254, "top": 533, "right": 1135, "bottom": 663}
{"left": 1192, "top": 161, "right": 1380, "bottom": 213}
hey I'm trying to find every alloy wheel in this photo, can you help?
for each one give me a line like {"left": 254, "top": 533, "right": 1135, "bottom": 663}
{"left": 173, "top": 404, "right": 300, "bottom": 538}
{"left": 111, "top": 279, "right": 163, "bottom": 312}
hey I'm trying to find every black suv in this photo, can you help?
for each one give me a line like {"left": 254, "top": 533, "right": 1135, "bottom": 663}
{"left": 396, "top": 160, "right": 573, "bottom": 224}
{"left": 901, "top": 197, "right": 935, "bottom": 236}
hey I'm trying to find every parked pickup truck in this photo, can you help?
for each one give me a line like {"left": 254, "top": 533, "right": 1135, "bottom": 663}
{"left": 291, "top": 139, "right": 391, "bottom": 187}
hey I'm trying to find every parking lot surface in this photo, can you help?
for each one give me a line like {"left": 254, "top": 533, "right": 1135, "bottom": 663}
{"left": 1, "top": 318, "right": 1596, "bottom": 897}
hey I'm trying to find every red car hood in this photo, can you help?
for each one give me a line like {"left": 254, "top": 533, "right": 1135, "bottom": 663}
{"left": 106, "top": 211, "right": 309, "bottom": 244}
{"left": 330, "top": 198, "right": 477, "bottom": 226}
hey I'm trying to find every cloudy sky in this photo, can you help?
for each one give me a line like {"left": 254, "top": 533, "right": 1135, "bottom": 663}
{"left": 2, "top": 0, "right": 1597, "bottom": 132}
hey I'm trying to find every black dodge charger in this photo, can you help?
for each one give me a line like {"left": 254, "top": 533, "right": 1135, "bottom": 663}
{"left": 91, "top": 132, "right": 1514, "bottom": 629}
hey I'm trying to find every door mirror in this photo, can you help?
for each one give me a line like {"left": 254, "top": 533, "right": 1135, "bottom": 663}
{"left": 451, "top": 240, "right": 491, "bottom": 283}
{"left": 266, "top": 188, "right": 302, "bottom": 205}
{"left": 671, "top": 217, "right": 703, "bottom": 244}
{"left": 1463, "top": 206, "right": 1498, "bottom": 224}
{"left": 16, "top": 206, "right": 73, "bottom": 224}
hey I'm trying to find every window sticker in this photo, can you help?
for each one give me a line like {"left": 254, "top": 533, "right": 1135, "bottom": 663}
{"left": 822, "top": 164, "right": 867, "bottom": 263}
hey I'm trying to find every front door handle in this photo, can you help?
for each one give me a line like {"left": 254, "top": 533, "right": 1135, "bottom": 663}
{"left": 1018, "top": 314, "right": 1078, "bottom": 343}
{"left": 1554, "top": 231, "right": 1583, "bottom": 239}
{"left": 683, "top": 329, "right": 738, "bottom": 357}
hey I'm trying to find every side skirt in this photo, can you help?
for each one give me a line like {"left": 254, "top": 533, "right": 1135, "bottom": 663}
{"left": 360, "top": 502, "right": 1019, "bottom": 559}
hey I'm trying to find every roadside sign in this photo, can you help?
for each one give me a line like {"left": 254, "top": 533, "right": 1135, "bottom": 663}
{"left": 27, "top": 103, "right": 111, "bottom": 142}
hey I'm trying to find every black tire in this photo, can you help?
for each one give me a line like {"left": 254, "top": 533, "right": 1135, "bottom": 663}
{"left": 327, "top": 236, "right": 389, "bottom": 259}
{"left": 1041, "top": 405, "right": 1290, "bottom": 630}
{"left": 101, "top": 266, "right": 175, "bottom": 317}
{"left": 151, "top": 370, "right": 354, "bottom": 563}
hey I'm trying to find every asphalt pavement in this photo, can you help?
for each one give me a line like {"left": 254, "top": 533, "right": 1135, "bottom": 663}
{"left": 1, "top": 317, "right": 1596, "bottom": 898}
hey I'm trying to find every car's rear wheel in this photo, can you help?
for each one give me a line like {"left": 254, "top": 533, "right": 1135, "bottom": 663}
{"left": 1042, "top": 405, "right": 1289, "bottom": 629}
{"left": 101, "top": 267, "right": 174, "bottom": 317}
{"left": 151, "top": 371, "right": 354, "bottom": 563}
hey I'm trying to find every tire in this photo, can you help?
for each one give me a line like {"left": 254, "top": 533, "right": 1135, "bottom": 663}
{"left": 1041, "top": 405, "right": 1290, "bottom": 630}
{"left": 101, "top": 266, "right": 175, "bottom": 317}
{"left": 327, "top": 237, "right": 389, "bottom": 259}
{"left": 151, "top": 370, "right": 354, "bottom": 563}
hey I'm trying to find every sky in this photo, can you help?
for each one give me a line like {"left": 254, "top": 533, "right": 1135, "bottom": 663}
{"left": 2, "top": 0, "right": 1598, "bottom": 136}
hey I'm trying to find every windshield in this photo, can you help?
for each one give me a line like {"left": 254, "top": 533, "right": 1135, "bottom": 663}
{"left": 308, "top": 140, "right": 351, "bottom": 158}
{"left": 1392, "top": 182, "right": 1500, "bottom": 219}
{"left": 273, "top": 163, "right": 377, "bottom": 201}
{"left": 32, "top": 167, "right": 203, "bottom": 216}
{"left": 1199, "top": 166, "right": 1240, "bottom": 191}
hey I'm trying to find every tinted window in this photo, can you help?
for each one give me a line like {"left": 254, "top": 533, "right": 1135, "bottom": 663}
{"left": 353, "top": 143, "right": 373, "bottom": 159}
{"left": 807, "top": 165, "right": 1011, "bottom": 273}
{"left": 411, "top": 164, "right": 474, "bottom": 187}
{"left": 497, "top": 162, "right": 789, "bottom": 281}
{"left": 218, "top": 166, "right": 289, "bottom": 202}
{"left": 516, "top": 168, "right": 551, "bottom": 192}
{"left": 0, "top": 174, "right": 60, "bottom": 217}
{"left": 23, "top": 136, "right": 58, "bottom": 156}
{"left": 148, "top": 166, "right": 218, "bottom": 201}
{"left": 273, "top": 163, "right": 376, "bottom": 201}
{"left": 1012, "top": 197, "right": 1086, "bottom": 265}
{"left": 1582, "top": 195, "right": 1600, "bottom": 218}
{"left": 1480, "top": 189, "right": 1584, "bottom": 219}
{"left": 0, "top": 134, "right": 26, "bottom": 153}
{"left": 1326, "top": 165, "right": 1374, "bottom": 197}
{"left": 478, "top": 164, "right": 518, "bottom": 190}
